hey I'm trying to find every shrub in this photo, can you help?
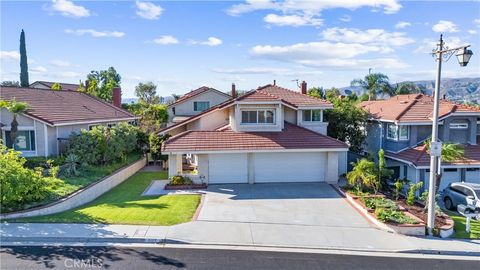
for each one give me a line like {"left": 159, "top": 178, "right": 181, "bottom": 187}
{"left": 374, "top": 208, "right": 418, "bottom": 224}
{"left": 347, "top": 158, "right": 376, "bottom": 193}
{"left": 406, "top": 182, "right": 423, "bottom": 206}
{"left": 394, "top": 179, "right": 405, "bottom": 201}
{"left": 169, "top": 175, "right": 193, "bottom": 186}
{"left": 0, "top": 143, "right": 62, "bottom": 210}
{"left": 66, "top": 122, "right": 139, "bottom": 165}
{"left": 362, "top": 197, "right": 398, "bottom": 211}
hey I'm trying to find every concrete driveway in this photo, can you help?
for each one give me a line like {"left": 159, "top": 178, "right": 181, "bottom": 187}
{"left": 197, "top": 183, "right": 372, "bottom": 228}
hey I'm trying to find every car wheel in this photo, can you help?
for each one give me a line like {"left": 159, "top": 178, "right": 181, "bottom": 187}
{"left": 444, "top": 197, "right": 454, "bottom": 210}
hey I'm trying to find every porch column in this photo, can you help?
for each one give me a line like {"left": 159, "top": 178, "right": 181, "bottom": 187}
{"left": 168, "top": 154, "right": 183, "bottom": 177}
{"left": 326, "top": 152, "right": 339, "bottom": 183}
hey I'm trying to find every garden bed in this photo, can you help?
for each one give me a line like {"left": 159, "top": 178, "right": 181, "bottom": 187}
{"left": 343, "top": 187, "right": 454, "bottom": 237}
{"left": 165, "top": 183, "right": 208, "bottom": 190}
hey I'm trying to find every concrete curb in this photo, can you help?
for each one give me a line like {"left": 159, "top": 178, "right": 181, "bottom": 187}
{"left": 2, "top": 236, "right": 480, "bottom": 257}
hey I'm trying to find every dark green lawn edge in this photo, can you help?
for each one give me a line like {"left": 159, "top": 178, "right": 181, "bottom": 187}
{"left": 1, "top": 155, "right": 145, "bottom": 215}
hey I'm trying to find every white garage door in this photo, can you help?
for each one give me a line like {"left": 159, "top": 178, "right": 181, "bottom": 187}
{"left": 253, "top": 152, "right": 326, "bottom": 183}
{"left": 425, "top": 168, "right": 461, "bottom": 191}
{"left": 466, "top": 168, "right": 480, "bottom": 183}
{"left": 209, "top": 153, "right": 248, "bottom": 184}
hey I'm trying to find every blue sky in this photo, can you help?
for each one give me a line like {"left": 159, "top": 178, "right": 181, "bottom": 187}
{"left": 1, "top": 0, "right": 479, "bottom": 98}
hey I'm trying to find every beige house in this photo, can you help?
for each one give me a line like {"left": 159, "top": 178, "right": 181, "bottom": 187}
{"left": 1, "top": 87, "right": 138, "bottom": 157}
{"left": 167, "top": 86, "right": 231, "bottom": 124}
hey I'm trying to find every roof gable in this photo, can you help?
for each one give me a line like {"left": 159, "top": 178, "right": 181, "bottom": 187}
{"left": 0, "top": 87, "right": 136, "bottom": 125}
{"left": 169, "top": 86, "right": 231, "bottom": 107}
{"left": 30, "top": 81, "right": 80, "bottom": 91}
{"left": 258, "top": 84, "right": 332, "bottom": 108}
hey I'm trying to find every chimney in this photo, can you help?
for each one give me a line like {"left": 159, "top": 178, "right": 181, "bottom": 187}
{"left": 84, "top": 80, "right": 89, "bottom": 91}
{"left": 301, "top": 81, "right": 307, "bottom": 95}
{"left": 231, "top": 83, "right": 237, "bottom": 98}
{"left": 273, "top": 79, "right": 276, "bottom": 86}
{"left": 112, "top": 87, "right": 122, "bottom": 107}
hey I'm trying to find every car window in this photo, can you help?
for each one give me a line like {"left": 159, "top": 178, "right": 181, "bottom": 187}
{"left": 451, "top": 186, "right": 466, "bottom": 195}
{"left": 475, "top": 190, "right": 480, "bottom": 198}
{"left": 464, "top": 188, "right": 474, "bottom": 197}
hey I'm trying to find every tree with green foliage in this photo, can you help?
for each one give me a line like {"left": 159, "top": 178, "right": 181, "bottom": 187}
{"left": 1, "top": 81, "right": 20, "bottom": 87}
{"left": 135, "top": 82, "right": 160, "bottom": 104}
{"left": 82, "top": 67, "right": 121, "bottom": 101}
{"left": 406, "top": 182, "right": 423, "bottom": 206}
{"left": 393, "top": 82, "right": 424, "bottom": 95}
{"left": 324, "top": 98, "right": 368, "bottom": 153}
{"left": 1, "top": 99, "right": 29, "bottom": 143}
{"left": 307, "top": 87, "right": 324, "bottom": 99}
{"left": 347, "top": 158, "right": 377, "bottom": 193}
{"left": 325, "top": 87, "right": 341, "bottom": 102}
{"left": 149, "top": 133, "right": 171, "bottom": 165}
{"left": 351, "top": 73, "right": 391, "bottom": 101}
{"left": 377, "top": 149, "right": 393, "bottom": 191}
{"left": 19, "top": 30, "right": 29, "bottom": 87}
{"left": 51, "top": 83, "right": 62, "bottom": 90}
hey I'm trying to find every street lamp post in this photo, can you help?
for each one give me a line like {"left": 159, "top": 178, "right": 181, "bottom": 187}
{"left": 427, "top": 34, "right": 473, "bottom": 236}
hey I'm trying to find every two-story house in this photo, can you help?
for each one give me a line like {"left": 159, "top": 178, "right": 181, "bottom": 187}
{"left": 167, "top": 86, "right": 232, "bottom": 124}
{"left": 160, "top": 82, "right": 348, "bottom": 185}
{"left": 360, "top": 94, "right": 480, "bottom": 191}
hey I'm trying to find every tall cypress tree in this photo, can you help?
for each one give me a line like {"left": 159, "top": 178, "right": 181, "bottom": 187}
{"left": 19, "top": 29, "right": 29, "bottom": 87}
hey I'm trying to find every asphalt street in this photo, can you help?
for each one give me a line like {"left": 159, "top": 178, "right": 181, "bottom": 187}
{"left": 1, "top": 246, "right": 478, "bottom": 270}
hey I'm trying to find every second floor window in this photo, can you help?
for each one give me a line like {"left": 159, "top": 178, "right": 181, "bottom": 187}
{"left": 241, "top": 110, "right": 275, "bottom": 124}
{"left": 386, "top": 124, "right": 409, "bottom": 141}
{"left": 194, "top": 101, "right": 210, "bottom": 112}
{"left": 303, "top": 109, "right": 322, "bottom": 122}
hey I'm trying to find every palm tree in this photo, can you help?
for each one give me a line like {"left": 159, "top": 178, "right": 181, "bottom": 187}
{"left": 424, "top": 140, "right": 465, "bottom": 193}
{"left": 393, "top": 82, "right": 425, "bottom": 95}
{"left": 3, "top": 99, "right": 29, "bottom": 143}
{"left": 351, "top": 73, "right": 392, "bottom": 101}
{"left": 347, "top": 158, "right": 377, "bottom": 193}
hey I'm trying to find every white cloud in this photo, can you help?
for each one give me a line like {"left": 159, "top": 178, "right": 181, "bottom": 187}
{"left": 136, "top": 1, "right": 163, "bottom": 20}
{"left": 0, "top": 51, "right": 20, "bottom": 61}
{"left": 227, "top": 0, "right": 401, "bottom": 16}
{"left": 250, "top": 41, "right": 408, "bottom": 69}
{"left": 51, "top": 0, "right": 90, "bottom": 18}
{"left": 321, "top": 27, "right": 415, "bottom": 47}
{"left": 213, "top": 67, "right": 289, "bottom": 74}
{"left": 190, "top": 37, "right": 223, "bottom": 46}
{"left": 395, "top": 21, "right": 411, "bottom": 29}
{"left": 49, "top": 59, "right": 71, "bottom": 67}
{"left": 153, "top": 35, "right": 179, "bottom": 45}
{"left": 31, "top": 66, "right": 48, "bottom": 73}
{"left": 468, "top": 29, "right": 477, "bottom": 35}
{"left": 432, "top": 20, "right": 459, "bottom": 33}
{"left": 65, "top": 29, "right": 125, "bottom": 38}
{"left": 474, "top": 19, "right": 480, "bottom": 26}
{"left": 264, "top": 14, "right": 322, "bottom": 27}
{"left": 339, "top": 15, "right": 351, "bottom": 22}
{"left": 414, "top": 37, "right": 465, "bottom": 54}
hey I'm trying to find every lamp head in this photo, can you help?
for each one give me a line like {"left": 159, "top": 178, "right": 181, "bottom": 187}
{"left": 456, "top": 47, "right": 473, "bottom": 67}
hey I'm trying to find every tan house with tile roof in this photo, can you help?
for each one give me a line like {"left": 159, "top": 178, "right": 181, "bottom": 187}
{"left": 167, "top": 86, "right": 231, "bottom": 124}
{"left": 360, "top": 94, "right": 480, "bottom": 192}
{"left": 160, "top": 82, "right": 348, "bottom": 185}
{"left": 0, "top": 87, "right": 138, "bottom": 157}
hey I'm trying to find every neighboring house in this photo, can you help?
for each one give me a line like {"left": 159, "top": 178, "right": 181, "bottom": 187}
{"left": 360, "top": 94, "right": 480, "bottom": 192}
{"left": 160, "top": 82, "right": 348, "bottom": 185}
{"left": 30, "top": 81, "right": 81, "bottom": 91}
{"left": 0, "top": 87, "right": 138, "bottom": 157}
{"left": 167, "top": 86, "right": 231, "bottom": 124}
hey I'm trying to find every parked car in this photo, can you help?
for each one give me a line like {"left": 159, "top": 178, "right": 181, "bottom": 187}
{"left": 442, "top": 182, "right": 480, "bottom": 211}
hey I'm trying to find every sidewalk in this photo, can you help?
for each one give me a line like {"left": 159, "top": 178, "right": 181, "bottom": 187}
{"left": 1, "top": 221, "right": 479, "bottom": 256}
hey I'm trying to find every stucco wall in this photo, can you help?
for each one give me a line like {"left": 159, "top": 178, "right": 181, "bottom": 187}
{"left": 0, "top": 158, "right": 146, "bottom": 220}
{"left": 283, "top": 107, "right": 297, "bottom": 125}
{"left": 297, "top": 109, "right": 328, "bottom": 135}
{"left": 169, "top": 90, "right": 230, "bottom": 119}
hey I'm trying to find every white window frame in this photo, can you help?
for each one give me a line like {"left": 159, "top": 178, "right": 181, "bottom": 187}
{"left": 193, "top": 101, "right": 210, "bottom": 112}
{"left": 240, "top": 109, "right": 276, "bottom": 125}
{"left": 386, "top": 124, "right": 409, "bottom": 141}
{"left": 302, "top": 109, "right": 323, "bottom": 122}
{"left": 450, "top": 122, "right": 468, "bottom": 129}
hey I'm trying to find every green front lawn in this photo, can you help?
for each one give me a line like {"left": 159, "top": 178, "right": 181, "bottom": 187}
{"left": 13, "top": 171, "right": 201, "bottom": 226}
{"left": 446, "top": 211, "right": 480, "bottom": 239}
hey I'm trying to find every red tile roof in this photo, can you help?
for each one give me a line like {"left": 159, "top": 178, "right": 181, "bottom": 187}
{"left": 169, "top": 86, "right": 231, "bottom": 107}
{"left": 359, "top": 94, "right": 480, "bottom": 123}
{"left": 257, "top": 84, "right": 332, "bottom": 107}
{"left": 385, "top": 144, "right": 480, "bottom": 167}
{"left": 162, "top": 122, "right": 348, "bottom": 152}
{"left": 0, "top": 87, "right": 136, "bottom": 125}
{"left": 30, "top": 81, "right": 80, "bottom": 91}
